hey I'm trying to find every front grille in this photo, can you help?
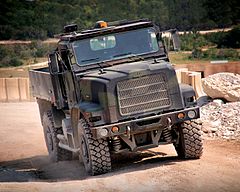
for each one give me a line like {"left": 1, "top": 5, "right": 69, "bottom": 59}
{"left": 117, "top": 73, "right": 171, "bottom": 115}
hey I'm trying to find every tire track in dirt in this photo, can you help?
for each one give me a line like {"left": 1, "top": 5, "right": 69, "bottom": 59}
{"left": 0, "top": 103, "right": 240, "bottom": 192}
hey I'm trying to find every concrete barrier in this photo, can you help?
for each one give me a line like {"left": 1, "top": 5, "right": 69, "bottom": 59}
{"left": 0, "top": 78, "right": 7, "bottom": 101}
{"left": 175, "top": 61, "right": 240, "bottom": 77}
{"left": 6, "top": 78, "right": 19, "bottom": 101}
{"left": 175, "top": 68, "right": 188, "bottom": 83}
{"left": 1, "top": 71, "right": 205, "bottom": 102}
{"left": 0, "top": 78, "right": 32, "bottom": 102}
{"left": 176, "top": 68, "right": 206, "bottom": 99}
{"left": 0, "top": 68, "right": 208, "bottom": 102}
{"left": 18, "top": 78, "right": 30, "bottom": 101}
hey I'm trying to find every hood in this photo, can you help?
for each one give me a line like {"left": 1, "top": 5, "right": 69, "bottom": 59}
{"left": 76, "top": 59, "right": 184, "bottom": 124}
{"left": 79, "top": 60, "right": 174, "bottom": 82}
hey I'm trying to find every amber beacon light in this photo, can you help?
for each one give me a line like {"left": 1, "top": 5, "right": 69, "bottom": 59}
{"left": 95, "top": 21, "right": 108, "bottom": 28}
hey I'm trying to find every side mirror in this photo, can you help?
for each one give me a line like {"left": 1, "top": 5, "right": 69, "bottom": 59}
{"left": 156, "top": 32, "right": 161, "bottom": 41}
{"left": 171, "top": 30, "right": 181, "bottom": 51}
{"left": 160, "top": 29, "right": 181, "bottom": 52}
{"left": 48, "top": 52, "right": 59, "bottom": 74}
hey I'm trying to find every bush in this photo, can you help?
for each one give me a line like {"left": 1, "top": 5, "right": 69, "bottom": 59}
{"left": 0, "top": 45, "right": 26, "bottom": 67}
{"left": 180, "top": 32, "right": 211, "bottom": 51}
{"left": 191, "top": 48, "right": 204, "bottom": 59}
{"left": 204, "top": 25, "right": 240, "bottom": 48}
{"left": 0, "top": 46, "right": 7, "bottom": 60}
{"left": 204, "top": 31, "right": 227, "bottom": 47}
{"left": 0, "top": 55, "right": 23, "bottom": 67}
{"left": 9, "top": 57, "right": 23, "bottom": 66}
{"left": 181, "top": 26, "right": 240, "bottom": 51}
{"left": 220, "top": 25, "right": 240, "bottom": 48}
{"left": 13, "top": 27, "right": 48, "bottom": 40}
{"left": 0, "top": 42, "right": 56, "bottom": 68}
{"left": 189, "top": 48, "right": 239, "bottom": 60}
{"left": 30, "top": 41, "right": 56, "bottom": 58}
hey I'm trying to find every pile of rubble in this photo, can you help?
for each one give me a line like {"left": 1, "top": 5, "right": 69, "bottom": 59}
{"left": 202, "top": 72, "right": 240, "bottom": 102}
{"left": 199, "top": 72, "right": 240, "bottom": 140}
{"left": 200, "top": 100, "right": 240, "bottom": 140}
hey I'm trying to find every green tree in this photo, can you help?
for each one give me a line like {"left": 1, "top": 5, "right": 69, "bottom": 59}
{"left": 203, "top": 0, "right": 238, "bottom": 28}
{"left": 0, "top": 0, "right": 239, "bottom": 40}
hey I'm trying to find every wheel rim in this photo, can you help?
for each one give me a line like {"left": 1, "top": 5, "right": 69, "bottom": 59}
{"left": 46, "top": 127, "right": 53, "bottom": 152}
{"left": 81, "top": 136, "right": 90, "bottom": 165}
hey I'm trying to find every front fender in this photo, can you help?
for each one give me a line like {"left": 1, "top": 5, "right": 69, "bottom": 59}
{"left": 180, "top": 83, "right": 197, "bottom": 107}
{"left": 71, "top": 102, "right": 106, "bottom": 128}
{"left": 70, "top": 102, "right": 105, "bottom": 147}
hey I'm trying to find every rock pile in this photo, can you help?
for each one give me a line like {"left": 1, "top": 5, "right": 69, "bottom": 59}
{"left": 200, "top": 101, "right": 240, "bottom": 140}
{"left": 202, "top": 73, "right": 240, "bottom": 102}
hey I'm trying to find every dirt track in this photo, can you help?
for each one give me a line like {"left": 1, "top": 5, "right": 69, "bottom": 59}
{"left": 0, "top": 102, "right": 240, "bottom": 192}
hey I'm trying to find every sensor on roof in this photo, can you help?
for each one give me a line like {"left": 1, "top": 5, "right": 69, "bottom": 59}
{"left": 64, "top": 24, "right": 78, "bottom": 33}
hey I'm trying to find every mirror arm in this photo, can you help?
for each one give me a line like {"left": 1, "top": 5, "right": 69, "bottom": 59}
{"left": 48, "top": 52, "right": 59, "bottom": 74}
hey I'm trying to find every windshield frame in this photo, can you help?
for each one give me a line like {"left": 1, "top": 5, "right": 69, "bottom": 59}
{"left": 70, "top": 27, "right": 165, "bottom": 67}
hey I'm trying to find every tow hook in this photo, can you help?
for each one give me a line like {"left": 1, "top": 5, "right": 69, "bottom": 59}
{"left": 126, "top": 126, "right": 131, "bottom": 138}
{"left": 167, "top": 117, "right": 172, "bottom": 130}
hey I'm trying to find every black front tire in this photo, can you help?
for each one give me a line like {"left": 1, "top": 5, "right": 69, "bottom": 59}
{"left": 42, "top": 111, "right": 73, "bottom": 162}
{"left": 78, "top": 119, "right": 111, "bottom": 175}
{"left": 174, "top": 120, "right": 203, "bottom": 159}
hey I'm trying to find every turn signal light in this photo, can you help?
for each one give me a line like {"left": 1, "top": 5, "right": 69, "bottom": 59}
{"left": 177, "top": 112, "right": 185, "bottom": 119}
{"left": 111, "top": 126, "right": 119, "bottom": 133}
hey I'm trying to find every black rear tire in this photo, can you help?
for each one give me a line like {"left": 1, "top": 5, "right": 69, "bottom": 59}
{"left": 42, "top": 111, "right": 73, "bottom": 162}
{"left": 78, "top": 119, "right": 111, "bottom": 175}
{"left": 174, "top": 120, "right": 203, "bottom": 159}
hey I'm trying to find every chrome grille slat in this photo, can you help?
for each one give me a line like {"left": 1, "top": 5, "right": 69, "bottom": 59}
{"left": 120, "top": 100, "right": 170, "bottom": 115}
{"left": 119, "top": 92, "right": 169, "bottom": 107}
{"left": 119, "top": 89, "right": 166, "bottom": 100}
{"left": 117, "top": 75, "right": 165, "bottom": 90}
{"left": 118, "top": 82, "right": 167, "bottom": 99}
{"left": 118, "top": 81, "right": 163, "bottom": 91}
{"left": 117, "top": 73, "right": 171, "bottom": 115}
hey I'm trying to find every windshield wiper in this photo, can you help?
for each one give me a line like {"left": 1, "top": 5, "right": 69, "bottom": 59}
{"left": 113, "top": 52, "right": 132, "bottom": 58}
{"left": 81, "top": 57, "right": 99, "bottom": 62}
{"left": 113, "top": 52, "right": 144, "bottom": 61}
{"left": 81, "top": 57, "right": 106, "bottom": 73}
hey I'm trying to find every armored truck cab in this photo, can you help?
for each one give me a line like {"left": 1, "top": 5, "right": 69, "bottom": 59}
{"left": 29, "top": 19, "right": 203, "bottom": 175}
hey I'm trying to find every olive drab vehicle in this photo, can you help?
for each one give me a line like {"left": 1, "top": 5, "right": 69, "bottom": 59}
{"left": 29, "top": 19, "right": 203, "bottom": 175}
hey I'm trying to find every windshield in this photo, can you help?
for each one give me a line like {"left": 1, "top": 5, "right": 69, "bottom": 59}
{"left": 72, "top": 27, "right": 160, "bottom": 66}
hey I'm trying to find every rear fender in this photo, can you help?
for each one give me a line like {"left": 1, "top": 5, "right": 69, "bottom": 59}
{"left": 37, "top": 98, "right": 65, "bottom": 128}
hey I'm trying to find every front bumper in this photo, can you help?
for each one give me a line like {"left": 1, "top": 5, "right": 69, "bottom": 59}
{"left": 91, "top": 106, "right": 200, "bottom": 139}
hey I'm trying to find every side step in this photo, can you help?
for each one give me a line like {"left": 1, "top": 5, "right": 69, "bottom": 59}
{"left": 57, "top": 134, "right": 80, "bottom": 153}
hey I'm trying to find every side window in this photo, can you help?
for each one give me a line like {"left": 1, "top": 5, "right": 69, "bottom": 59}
{"left": 90, "top": 35, "right": 116, "bottom": 51}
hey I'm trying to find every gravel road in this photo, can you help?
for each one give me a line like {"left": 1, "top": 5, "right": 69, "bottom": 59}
{"left": 0, "top": 102, "right": 240, "bottom": 192}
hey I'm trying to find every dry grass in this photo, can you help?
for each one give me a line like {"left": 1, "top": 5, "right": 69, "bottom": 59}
{"left": 0, "top": 57, "right": 47, "bottom": 78}
{"left": 168, "top": 52, "right": 210, "bottom": 65}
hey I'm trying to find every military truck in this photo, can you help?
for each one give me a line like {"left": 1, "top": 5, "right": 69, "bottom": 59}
{"left": 29, "top": 19, "right": 203, "bottom": 176}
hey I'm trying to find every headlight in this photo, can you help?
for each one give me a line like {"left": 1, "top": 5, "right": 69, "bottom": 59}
{"left": 98, "top": 128, "right": 108, "bottom": 137}
{"left": 187, "top": 110, "right": 196, "bottom": 118}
